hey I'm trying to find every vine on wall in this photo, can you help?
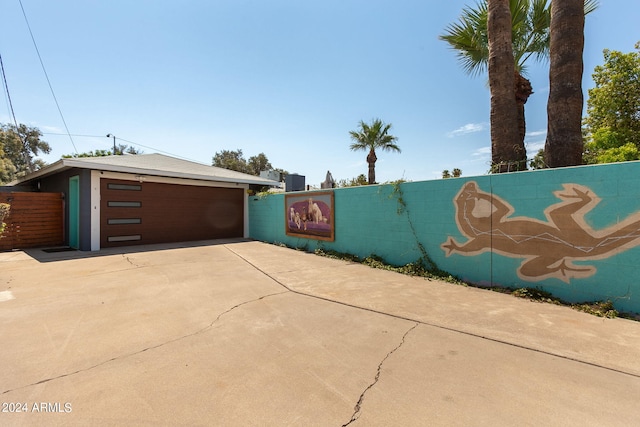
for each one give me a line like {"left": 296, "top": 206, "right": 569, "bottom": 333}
{"left": 386, "top": 181, "right": 446, "bottom": 275}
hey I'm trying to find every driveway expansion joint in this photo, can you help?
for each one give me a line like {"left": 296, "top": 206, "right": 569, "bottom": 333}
{"left": 342, "top": 323, "right": 419, "bottom": 426}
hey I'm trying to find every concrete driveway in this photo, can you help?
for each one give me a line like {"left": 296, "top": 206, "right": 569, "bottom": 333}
{"left": 1, "top": 239, "right": 640, "bottom": 426}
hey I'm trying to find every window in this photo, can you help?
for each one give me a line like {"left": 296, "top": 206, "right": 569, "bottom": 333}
{"left": 107, "top": 218, "right": 142, "bottom": 225}
{"left": 107, "top": 235, "right": 142, "bottom": 242}
{"left": 107, "top": 183, "right": 142, "bottom": 191}
{"left": 107, "top": 201, "right": 142, "bottom": 208}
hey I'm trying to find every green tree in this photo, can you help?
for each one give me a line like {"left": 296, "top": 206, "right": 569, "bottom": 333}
{"left": 443, "top": 168, "right": 463, "bottom": 179}
{"left": 247, "top": 153, "right": 273, "bottom": 176}
{"left": 440, "top": 0, "right": 597, "bottom": 171}
{"left": 63, "top": 144, "right": 142, "bottom": 158}
{"left": 118, "top": 144, "right": 143, "bottom": 155}
{"left": 212, "top": 149, "right": 284, "bottom": 177}
{"left": 529, "top": 148, "right": 548, "bottom": 168}
{"left": 583, "top": 42, "right": 640, "bottom": 164}
{"left": 212, "top": 149, "right": 249, "bottom": 173}
{"left": 337, "top": 174, "right": 368, "bottom": 187}
{"left": 0, "top": 123, "right": 51, "bottom": 182}
{"left": 349, "top": 118, "right": 400, "bottom": 184}
{"left": 63, "top": 149, "right": 112, "bottom": 158}
{"left": 0, "top": 142, "right": 16, "bottom": 184}
{"left": 0, "top": 202, "right": 9, "bottom": 236}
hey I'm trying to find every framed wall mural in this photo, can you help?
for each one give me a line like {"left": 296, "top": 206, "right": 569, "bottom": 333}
{"left": 285, "top": 191, "right": 334, "bottom": 241}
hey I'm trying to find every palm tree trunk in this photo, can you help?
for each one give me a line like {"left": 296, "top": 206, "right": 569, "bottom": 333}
{"left": 545, "top": 0, "right": 585, "bottom": 167}
{"left": 487, "top": 0, "right": 522, "bottom": 173}
{"left": 366, "top": 149, "right": 377, "bottom": 184}
{"left": 515, "top": 71, "right": 533, "bottom": 162}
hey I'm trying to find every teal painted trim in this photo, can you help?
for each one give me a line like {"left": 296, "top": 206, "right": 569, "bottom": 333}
{"left": 68, "top": 175, "right": 80, "bottom": 249}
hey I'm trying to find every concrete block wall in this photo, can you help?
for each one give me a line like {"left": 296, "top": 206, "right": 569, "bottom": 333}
{"left": 249, "top": 161, "right": 640, "bottom": 314}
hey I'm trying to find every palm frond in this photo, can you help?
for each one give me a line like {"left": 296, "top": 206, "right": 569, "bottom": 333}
{"left": 349, "top": 119, "right": 400, "bottom": 152}
{"left": 439, "top": 1, "right": 489, "bottom": 77}
{"left": 584, "top": 0, "right": 599, "bottom": 15}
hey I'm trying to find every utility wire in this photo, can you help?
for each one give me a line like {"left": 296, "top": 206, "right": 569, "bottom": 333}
{"left": 42, "top": 132, "right": 106, "bottom": 139}
{"left": 116, "top": 136, "right": 209, "bottom": 164}
{"left": 18, "top": 0, "right": 77, "bottom": 154}
{"left": 0, "top": 53, "right": 20, "bottom": 130}
{"left": 42, "top": 132, "right": 208, "bottom": 165}
{"left": 0, "top": 51, "right": 33, "bottom": 170}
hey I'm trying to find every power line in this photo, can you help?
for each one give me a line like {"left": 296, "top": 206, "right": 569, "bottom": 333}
{"left": 115, "top": 136, "right": 209, "bottom": 163}
{"left": 42, "top": 132, "right": 106, "bottom": 139}
{"left": 42, "top": 132, "right": 209, "bottom": 164}
{"left": 18, "top": 0, "right": 77, "bottom": 154}
{"left": 0, "top": 53, "right": 20, "bottom": 130}
{"left": 0, "top": 51, "right": 33, "bottom": 171}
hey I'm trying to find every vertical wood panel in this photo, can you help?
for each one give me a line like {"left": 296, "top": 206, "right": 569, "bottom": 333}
{"left": 0, "top": 192, "right": 64, "bottom": 251}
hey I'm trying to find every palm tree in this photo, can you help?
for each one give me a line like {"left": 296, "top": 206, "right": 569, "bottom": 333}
{"left": 544, "top": 0, "right": 586, "bottom": 167}
{"left": 440, "top": 0, "right": 597, "bottom": 171}
{"left": 488, "top": 0, "right": 522, "bottom": 172}
{"left": 349, "top": 119, "right": 400, "bottom": 184}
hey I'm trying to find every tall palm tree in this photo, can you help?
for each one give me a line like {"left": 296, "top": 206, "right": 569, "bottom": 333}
{"left": 544, "top": 0, "right": 586, "bottom": 167}
{"left": 349, "top": 119, "right": 400, "bottom": 184}
{"left": 440, "top": 0, "right": 597, "bottom": 171}
{"left": 488, "top": 0, "right": 522, "bottom": 172}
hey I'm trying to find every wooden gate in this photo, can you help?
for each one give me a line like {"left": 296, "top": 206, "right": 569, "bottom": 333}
{"left": 0, "top": 192, "right": 64, "bottom": 251}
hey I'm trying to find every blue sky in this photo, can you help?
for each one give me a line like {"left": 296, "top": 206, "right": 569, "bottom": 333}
{"left": 1, "top": 0, "right": 638, "bottom": 186}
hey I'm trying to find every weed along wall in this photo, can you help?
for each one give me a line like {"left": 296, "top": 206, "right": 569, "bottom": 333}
{"left": 249, "top": 161, "right": 640, "bottom": 314}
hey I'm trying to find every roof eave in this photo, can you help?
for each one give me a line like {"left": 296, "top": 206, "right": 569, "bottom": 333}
{"left": 8, "top": 159, "right": 69, "bottom": 185}
{"left": 10, "top": 158, "right": 280, "bottom": 187}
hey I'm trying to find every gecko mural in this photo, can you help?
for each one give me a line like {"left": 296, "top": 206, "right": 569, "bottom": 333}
{"left": 441, "top": 181, "right": 640, "bottom": 282}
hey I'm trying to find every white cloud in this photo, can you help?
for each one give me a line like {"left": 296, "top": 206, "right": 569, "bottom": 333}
{"left": 526, "top": 129, "right": 546, "bottom": 138}
{"left": 447, "top": 122, "right": 487, "bottom": 138}
{"left": 525, "top": 129, "right": 547, "bottom": 155}
{"left": 473, "top": 146, "right": 491, "bottom": 157}
{"left": 525, "top": 141, "right": 545, "bottom": 161}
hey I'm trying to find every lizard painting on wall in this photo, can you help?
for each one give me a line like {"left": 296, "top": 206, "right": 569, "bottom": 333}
{"left": 441, "top": 181, "right": 640, "bottom": 282}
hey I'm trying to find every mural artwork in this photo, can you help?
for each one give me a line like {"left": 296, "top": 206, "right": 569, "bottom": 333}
{"left": 441, "top": 181, "right": 640, "bottom": 282}
{"left": 285, "top": 192, "right": 334, "bottom": 241}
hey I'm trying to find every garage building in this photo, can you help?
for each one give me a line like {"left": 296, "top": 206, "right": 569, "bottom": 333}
{"left": 9, "top": 154, "right": 279, "bottom": 250}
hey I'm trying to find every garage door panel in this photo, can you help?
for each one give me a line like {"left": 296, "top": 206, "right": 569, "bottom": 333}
{"left": 101, "top": 179, "right": 244, "bottom": 248}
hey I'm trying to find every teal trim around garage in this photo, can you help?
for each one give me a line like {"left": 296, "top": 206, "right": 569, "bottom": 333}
{"left": 69, "top": 175, "right": 80, "bottom": 249}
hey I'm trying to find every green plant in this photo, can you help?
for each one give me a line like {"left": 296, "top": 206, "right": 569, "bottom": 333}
{"left": 511, "top": 286, "right": 619, "bottom": 318}
{"left": 512, "top": 287, "right": 561, "bottom": 304}
{"left": 385, "top": 181, "right": 446, "bottom": 276}
{"left": 314, "top": 248, "right": 463, "bottom": 284}
{"left": 0, "top": 202, "right": 9, "bottom": 236}
{"left": 309, "top": 244, "right": 633, "bottom": 321}
{"left": 572, "top": 300, "right": 618, "bottom": 318}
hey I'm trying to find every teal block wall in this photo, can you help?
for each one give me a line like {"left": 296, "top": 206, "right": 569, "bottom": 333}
{"left": 249, "top": 161, "right": 640, "bottom": 314}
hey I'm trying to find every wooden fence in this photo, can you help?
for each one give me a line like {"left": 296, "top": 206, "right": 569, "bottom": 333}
{"left": 0, "top": 192, "right": 64, "bottom": 251}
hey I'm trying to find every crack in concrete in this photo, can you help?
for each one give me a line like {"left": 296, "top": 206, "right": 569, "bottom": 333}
{"left": 341, "top": 323, "right": 418, "bottom": 427}
{"left": 226, "top": 246, "right": 640, "bottom": 380}
{"left": 121, "top": 253, "right": 142, "bottom": 268}
{"left": 1, "top": 290, "right": 288, "bottom": 396}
